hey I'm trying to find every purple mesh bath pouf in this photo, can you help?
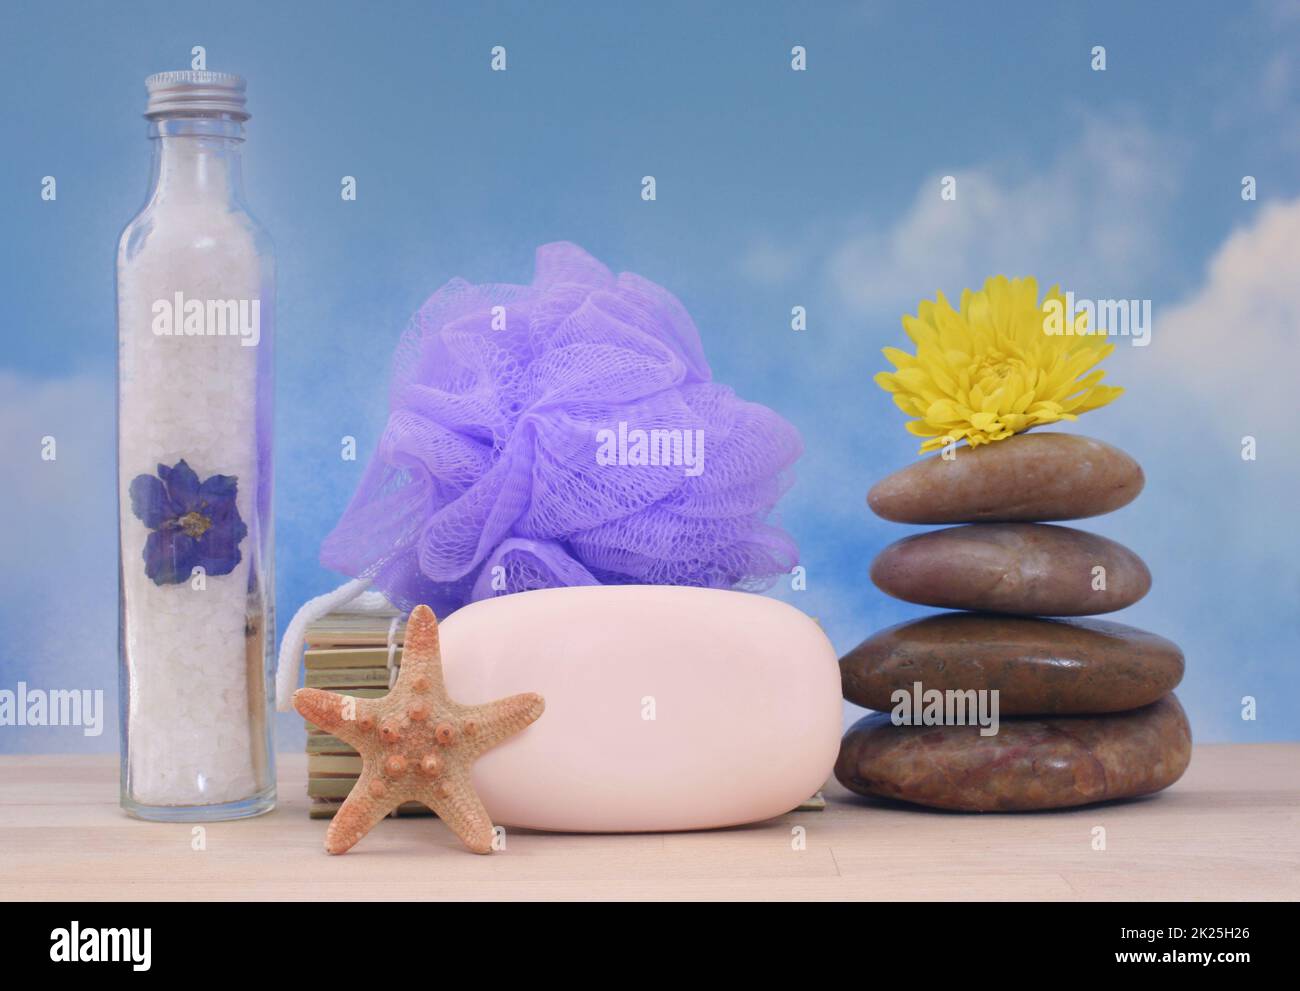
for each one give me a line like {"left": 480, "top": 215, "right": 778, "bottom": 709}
{"left": 319, "top": 241, "right": 803, "bottom": 615}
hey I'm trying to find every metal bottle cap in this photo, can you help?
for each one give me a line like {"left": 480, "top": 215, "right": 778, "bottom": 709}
{"left": 144, "top": 70, "right": 249, "bottom": 121}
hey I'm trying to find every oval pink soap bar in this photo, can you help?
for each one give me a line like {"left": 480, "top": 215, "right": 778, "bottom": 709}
{"left": 439, "top": 585, "right": 841, "bottom": 832}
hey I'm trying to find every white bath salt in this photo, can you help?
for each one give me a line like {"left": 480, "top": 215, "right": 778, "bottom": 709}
{"left": 116, "top": 72, "right": 273, "bottom": 814}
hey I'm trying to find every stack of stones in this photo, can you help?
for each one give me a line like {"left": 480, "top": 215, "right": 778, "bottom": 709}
{"left": 835, "top": 433, "right": 1192, "bottom": 811}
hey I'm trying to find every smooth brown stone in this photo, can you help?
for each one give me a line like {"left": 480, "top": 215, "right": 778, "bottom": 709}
{"left": 868, "top": 433, "right": 1144, "bottom": 524}
{"left": 870, "top": 523, "right": 1151, "bottom": 616}
{"left": 835, "top": 694, "right": 1191, "bottom": 811}
{"left": 840, "top": 613, "right": 1184, "bottom": 715}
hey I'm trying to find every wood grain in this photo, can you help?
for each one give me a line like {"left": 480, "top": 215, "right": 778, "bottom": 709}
{"left": 0, "top": 746, "right": 1296, "bottom": 901}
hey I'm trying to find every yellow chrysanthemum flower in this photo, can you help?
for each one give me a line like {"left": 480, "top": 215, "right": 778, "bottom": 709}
{"left": 875, "top": 276, "right": 1123, "bottom": 454}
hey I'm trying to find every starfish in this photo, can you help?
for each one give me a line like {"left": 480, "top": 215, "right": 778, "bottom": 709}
{"left": 293, "top": 604, "right": 544, "bottom": 854}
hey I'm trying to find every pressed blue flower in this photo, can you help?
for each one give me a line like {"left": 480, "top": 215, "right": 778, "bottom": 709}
{"left": 128, "top": 459, "right": 247, "bottom": 586}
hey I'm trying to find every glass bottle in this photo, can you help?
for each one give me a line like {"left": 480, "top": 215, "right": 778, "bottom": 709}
{"left": 116, "top": 71, "right": 275, "bottom": 820}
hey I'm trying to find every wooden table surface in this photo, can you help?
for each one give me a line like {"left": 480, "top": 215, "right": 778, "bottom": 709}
{"left": 1, "top": 745, "right": 1297, "bottom": 901}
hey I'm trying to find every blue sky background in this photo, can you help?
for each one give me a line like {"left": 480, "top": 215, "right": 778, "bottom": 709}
{"left": 2, "top": 0, "right": 1298, "bottom": 752}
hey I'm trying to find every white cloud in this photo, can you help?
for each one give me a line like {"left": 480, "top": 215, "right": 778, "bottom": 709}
{"left": 825, "top": 116, "right": 1181, "bottom": 315}
{"left": 1098, "top": 198, "right": 1300, "bottom": 741}
{"left": 1141, "top": 198, "right": 1300, "bottom": 432}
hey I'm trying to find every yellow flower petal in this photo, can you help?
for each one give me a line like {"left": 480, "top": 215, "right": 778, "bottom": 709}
{"left": 876, "top": 274, "right": 1124, "bottom": 453}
